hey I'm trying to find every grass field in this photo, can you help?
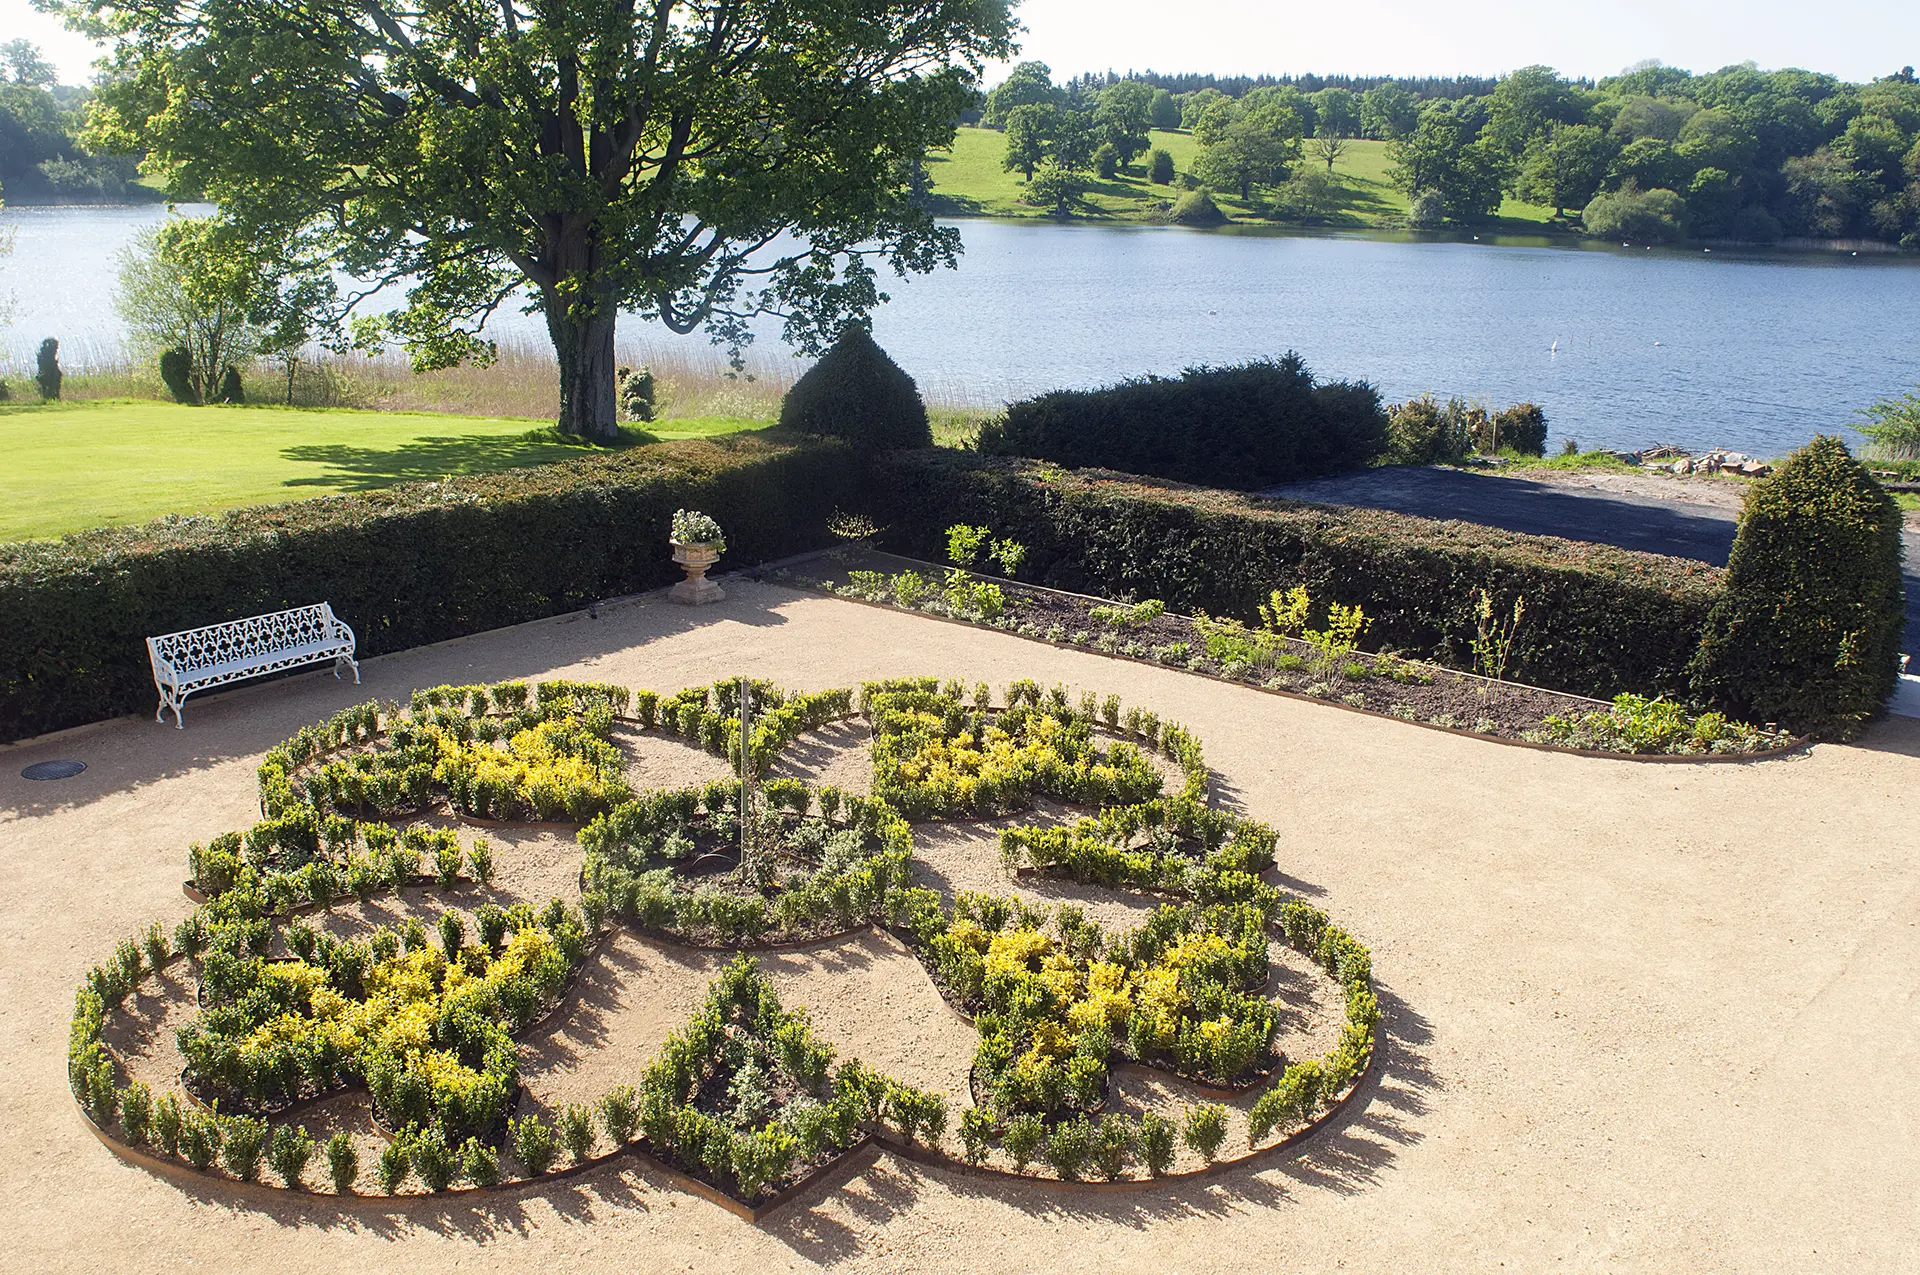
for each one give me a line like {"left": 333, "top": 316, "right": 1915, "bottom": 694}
{"left": 925, "top": 126, "right": 1557, "bottom": 230}
{"left": 0, "top": 400, "right": 766, "bottom": 542}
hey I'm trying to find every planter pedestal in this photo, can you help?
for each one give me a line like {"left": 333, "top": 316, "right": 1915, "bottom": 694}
{"left": 670, "top": 542, "right": 725, "bottom": 606}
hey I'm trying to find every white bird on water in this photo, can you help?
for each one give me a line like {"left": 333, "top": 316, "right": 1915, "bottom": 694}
{"left": 1551, "top": 340, "right": 1559, "bottom": 353}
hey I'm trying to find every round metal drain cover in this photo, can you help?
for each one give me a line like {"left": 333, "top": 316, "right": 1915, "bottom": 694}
{"left": 21, "top": 759, "right": 86, "bottom": 781}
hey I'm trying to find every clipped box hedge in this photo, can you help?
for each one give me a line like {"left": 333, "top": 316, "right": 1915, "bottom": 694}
{"left": 876, "top": 451, "right": 1726, "bottom": 703}
{"left": 0, "top": 434, "right": 855, "bottom": 741}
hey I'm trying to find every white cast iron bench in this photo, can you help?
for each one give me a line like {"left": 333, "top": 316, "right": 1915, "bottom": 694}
{"left": 147, "top": 603, "right": 359, "bottom": 728}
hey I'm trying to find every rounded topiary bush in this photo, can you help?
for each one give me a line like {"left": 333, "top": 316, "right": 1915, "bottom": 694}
{"left": 778, "top": 324, "right": 930, "bottom": 451}
{"left": 1688, "top": 435, "right": 1906, "bottom": 737}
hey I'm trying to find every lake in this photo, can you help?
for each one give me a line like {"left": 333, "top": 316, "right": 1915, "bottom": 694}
{"left": 4, "top": 204, "right": 1918, "bottom": 457}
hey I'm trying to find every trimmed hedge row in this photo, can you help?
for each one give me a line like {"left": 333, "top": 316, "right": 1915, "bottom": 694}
{"left": 978, "top": 355, "right": 1387, "bottom": 490}
{"left": 0, "top": 434, "right": 856, "bottom": 741}
{"left": 875, "top": 450, "right": 1725, "bottom": 703}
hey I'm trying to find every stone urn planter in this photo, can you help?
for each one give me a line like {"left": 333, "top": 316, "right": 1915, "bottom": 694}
{"left": 670, "top": 541, "right": 725, "bottom": 605}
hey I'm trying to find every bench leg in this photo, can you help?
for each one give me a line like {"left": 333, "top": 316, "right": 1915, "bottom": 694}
{"left": 336, "top": 655, "right": 360, "bottom": 684}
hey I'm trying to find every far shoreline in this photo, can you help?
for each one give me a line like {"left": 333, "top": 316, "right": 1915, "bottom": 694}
{"left": 924, "top": 209, "right": 1920, "bottom": 263}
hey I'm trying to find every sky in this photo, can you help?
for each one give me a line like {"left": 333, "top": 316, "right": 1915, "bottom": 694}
{"left": 4, "top": 0, "right": 1916, "bottom": 86}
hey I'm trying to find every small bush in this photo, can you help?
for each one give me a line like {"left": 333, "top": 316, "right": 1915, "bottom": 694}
{"left": 410, "top": 1127, "right": 457, "bottom": 1191}
{"left": 1583, "top": 185, "right": 1686, "bottom": 242}
{"left": 599, "top": 1085, "right": 640, "bottom": 1144}
{"left": 1183, "top": 1103, "right": 1227, "bottom": 1162}
{"left": 36, "top": 338, "right": 61, "bottom": 402}
{"left": 778, "top": 324, "right": 931, "bottom": 452}
{"left": 1148, "top": 148, "right": 1175, "bottom": 184}
{"left": 558, "top": 1102, "right": 597, "bottom": 1164}
{"left": 1490, "top": 403, "right": 1549, "bottom": 457}
{"left": 1689, "top": 435, "right": 1905, "bottom": 735}
{"left": 376, "top": 1139, "right": 411, "bottom": 1193}
{"left": 469, "top": 838, "right": 495, "bottom": 886}
{"left": 217, "top": 366, "right": 244, "bottom": 404}
{"left": 980, "top": 354, "right": 1387, "bottom": 490}
{"left": 1003, "top": 1113, "right": 1045, "bottom": 1172}
{"left": 160, "top": 346, "right": 197, "bottom": 404}
{"left": 1093, "top": 142, "right": 1118, "bottom": 179}
{"left": 959, "top": 1107, "right": 993, "bottom": 1164}
{"left": 221, "top": 1116, "right": 268, "bottom": 1181}
{"left": 1407, "top": 190, "right": 1446, "bottom": 229}
{"left": 119, "top": 1081, "right": 154, "bottom": 1145}
{"left": 1138, "top": 1111, "right": 1176, "bottom": 1175}
{"left": 179, "top": 1110, "right": 222, "bottom": 1169}
{"left": 1168, "top": 188, "right": 1226, "bottom": 226}
{"left": 512, "top": 1114, "right": 559, "bottom": 1175}
{"left": 326, "top": 1130, "right": 359, "bottom": 1193}
{"left": 461, "top": 1137, "right": 502, "bottom": 1187}
{"left": 617, "top": 365, "right": 656, "bottom": 422}
{"left": 269, "top": 1124, "right": 315, "bottom": 1189}
{"left": 152, "top": 1092, "right": 184, "bottom": 1155}
{"left": 1385, "top": 395, "right": 1474, "bottom": 465}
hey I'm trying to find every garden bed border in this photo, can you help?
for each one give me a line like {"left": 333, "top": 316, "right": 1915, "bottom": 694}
{"left": 759, "top": 557, "right": 1811, "bottom": 765}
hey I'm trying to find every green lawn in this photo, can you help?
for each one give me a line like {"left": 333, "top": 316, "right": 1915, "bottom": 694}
{"left": 0, "top": 400, "right": 766, "bottom": 542}
{"left": 926, "top": 126, "right": 1558, "bottom": 230}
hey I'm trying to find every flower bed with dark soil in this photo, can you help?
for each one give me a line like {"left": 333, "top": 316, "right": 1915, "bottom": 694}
{"left": 763, "top": 551, "right": 1802, "bottom": 759}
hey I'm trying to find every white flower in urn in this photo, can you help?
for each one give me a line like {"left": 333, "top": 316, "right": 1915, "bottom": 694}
{"left": 669, "top": 509, "right": 727, "bottom": 605}
{"left": 671, "top": 508, "right": 726, "bottom": 552}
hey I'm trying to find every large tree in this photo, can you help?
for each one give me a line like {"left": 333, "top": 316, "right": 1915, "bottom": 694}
{"left": 1000, "top": 102, "right": 1054, "bottom": 181}
{"left": 1193, "top": 100, "right": 1302, "bottom": 201}
{"left": 62, "top": 0, "right": 1015, "bottom": 439}
{"left": 1515, "top": 123, "right": 1617, "bottom": 217}
{"left": 1094, "top": 79, "right": 1154, "bottom": 169}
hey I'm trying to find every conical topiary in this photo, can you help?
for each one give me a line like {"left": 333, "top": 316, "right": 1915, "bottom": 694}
{"left": 778, "top": 325, "right": 930, "bottom": 451}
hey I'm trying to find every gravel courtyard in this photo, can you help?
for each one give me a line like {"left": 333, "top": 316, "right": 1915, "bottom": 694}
{"left": 3, "top": 579, "right": 1915, "bottom": 1274}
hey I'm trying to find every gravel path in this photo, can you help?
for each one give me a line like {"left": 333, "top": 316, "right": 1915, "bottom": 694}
{"left": 2, "top": 578, "right": 1916, "bottom": 1272}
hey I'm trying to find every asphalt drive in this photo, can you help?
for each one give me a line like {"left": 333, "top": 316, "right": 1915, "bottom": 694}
{"left": 1262, "top": 466, "right": 1920, "bottom": 656}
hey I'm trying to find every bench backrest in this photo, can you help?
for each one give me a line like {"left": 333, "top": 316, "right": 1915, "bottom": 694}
{"left": 149, "top": 603, "right": 342, "bottom": 675}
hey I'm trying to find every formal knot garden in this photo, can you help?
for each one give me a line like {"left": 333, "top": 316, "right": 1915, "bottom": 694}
{"left": 69, "top": 674, "right": 1378, "bottom": 1215}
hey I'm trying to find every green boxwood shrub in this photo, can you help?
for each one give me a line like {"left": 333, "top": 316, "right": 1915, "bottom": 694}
{"left": 0, "top": 435, "right": 855, "bottom": 741}
{"left": 877, "top": 451, "right": 1723, "bottom": 702}
{"left": 1688, "top": 436, "right": 1905, "bottom": 736}
{"left": 978, "top": 354, "right": 1388, "bottom": 491}
{"left": 778, "top": 324, "right": 931, "bottom": 451}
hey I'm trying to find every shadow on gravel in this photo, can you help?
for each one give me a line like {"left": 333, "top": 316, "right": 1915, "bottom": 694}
{"left": 1263, "top": 466, "right": 1739, "bottom": 563}
{"left": 1263, "top": 465, "right": 1920, "bottom": 656}
{"left": 764, "top": 981, "right": 1436, "bottom": 1256}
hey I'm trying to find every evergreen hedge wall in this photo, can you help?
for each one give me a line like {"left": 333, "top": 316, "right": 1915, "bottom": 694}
{"left": 977, "top": 355, "right": 1388, "bottom": 490}
{"left": 0, "top": 435, "right": 855, "bottom": 741}
{"left": 877, "top": 451, "right": 1726, "bottom": 703}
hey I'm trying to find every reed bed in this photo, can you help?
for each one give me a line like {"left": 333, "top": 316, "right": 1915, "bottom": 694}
{"left": 0, "top": 333, "right": 1002, "bottom": 442}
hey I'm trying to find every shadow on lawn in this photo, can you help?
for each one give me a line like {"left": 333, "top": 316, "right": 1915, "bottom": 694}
{"left": 280, "top": 431, "right": 652, "bottom": 491}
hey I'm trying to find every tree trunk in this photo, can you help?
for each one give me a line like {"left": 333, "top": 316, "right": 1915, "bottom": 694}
{"left": 548, "top": 304, "right": 620, "bottom": 440}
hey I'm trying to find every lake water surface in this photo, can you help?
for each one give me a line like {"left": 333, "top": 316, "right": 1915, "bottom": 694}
{"left": 4, "top": 205, "right": 1917, "bottom": 457}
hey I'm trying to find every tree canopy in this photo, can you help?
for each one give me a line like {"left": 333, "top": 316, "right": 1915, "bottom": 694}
{"left": 62, "top": 0, "right": 1015, "bottom": 438}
